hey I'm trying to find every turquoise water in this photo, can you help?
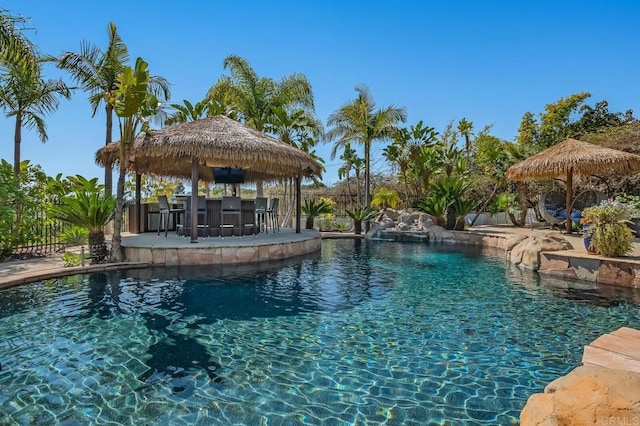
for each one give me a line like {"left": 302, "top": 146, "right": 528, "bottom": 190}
{"left": 1, "top": 239, "right": 640, "bottom": 425}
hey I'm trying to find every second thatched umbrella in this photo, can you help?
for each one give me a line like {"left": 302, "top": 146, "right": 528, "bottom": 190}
{"left": 506, "top": 138, "right": 640, "bottom": 233}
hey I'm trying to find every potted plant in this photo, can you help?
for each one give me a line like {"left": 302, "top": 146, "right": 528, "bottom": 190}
{"left": 301, "top": 199, "right": 333, "bottom": 230}
{"left": 346, "top": 206, "right": 378, "bottom": 235}
{"left": 581, "top": 199, "right": 635, "bottom": 257}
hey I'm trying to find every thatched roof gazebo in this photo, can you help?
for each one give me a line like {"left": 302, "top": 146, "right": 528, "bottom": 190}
{"left": 506, "top": 138, "right": 640, "bottom": 233}
{"left": 96, "top": 115, "right": 323, "bottom": 241}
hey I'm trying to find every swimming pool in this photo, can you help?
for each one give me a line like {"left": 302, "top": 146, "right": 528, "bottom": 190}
{"left": 1, "top": 239, "right": 639, "bottom": 424}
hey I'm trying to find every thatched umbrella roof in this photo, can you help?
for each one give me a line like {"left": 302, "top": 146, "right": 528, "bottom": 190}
{"left": 95, "top": 115, "right": 322, "bottom": 181}
{"left": 506, "top": 138, "right": 640, "bottom": 181}
{"left": 507, "top": 138, "right": 640, "bottom": 233}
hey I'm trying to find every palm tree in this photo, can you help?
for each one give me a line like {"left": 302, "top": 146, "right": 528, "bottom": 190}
{"left": 0, "top": 60, "right": 71, "bottom": 179}
{"left": 337, "top": 145, "right": 356, "bottom": 205}
{"left": 457, "top": 117, "right": 474, "bottom": 153}
{"left": 384, "top": 121, "right": 438, "bottom": 202}
{"left": 207, "top": 55, "right": 315, "bottom": 195}
{"left": 56, "top": 22, "right": 170, "bottom": 195}
{"left": 51, "top": 191, "right": 116, "bottom": 264}
{"left": 165, "top": 98, "right": 210, "bottom": 126}
{"left": 326, "top": 85, "right": 406, "bottom": 210}
{"left": 108, "top": 57, "right": 161, "bottom": 261}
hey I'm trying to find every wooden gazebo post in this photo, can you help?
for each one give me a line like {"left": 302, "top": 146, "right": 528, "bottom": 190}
{"left": 565, "top": 167, "right": 573, "bottom": 234}
{"left": 295, "top": 175, "right": 301, "bottom": 233}
{"left": 190, "top": 159, "right": 199, "bottom": 243}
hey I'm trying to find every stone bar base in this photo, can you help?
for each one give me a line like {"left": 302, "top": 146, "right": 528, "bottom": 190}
{"left": 121, "top": 230, "right": 322, "bottom": 266}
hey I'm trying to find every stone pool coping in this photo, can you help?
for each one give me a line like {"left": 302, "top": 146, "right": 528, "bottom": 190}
{"left": 449, "top": 226, "right": 640, "bottom": 288}
{"left": 2, "top": 225, "right": 638, "bottom": 289}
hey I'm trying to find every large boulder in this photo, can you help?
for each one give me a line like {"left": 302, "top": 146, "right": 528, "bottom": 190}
{"left": 382, "top": 208, "right": 401, "bottom": 221}
{"left": 397, "top": 211, "right": 417, "bottom": 225}
{"left": 509, "top": 235, "right": 573, "bottom": 270}
{"left": 521, "top": 365, "right": 640, "bottom": 425}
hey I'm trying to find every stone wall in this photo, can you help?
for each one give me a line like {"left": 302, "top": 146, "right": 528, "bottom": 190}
{"left": 124, "top": 237, "right": 321, "bottom": 266}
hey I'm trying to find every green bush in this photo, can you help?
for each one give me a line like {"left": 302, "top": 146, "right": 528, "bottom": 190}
{"left": 587, "top": 223, "right": 634, "bottom": 257}
{"left": 0, "top": 160, "right": 49, "bottom": 259}
{"left": 60, "top": 226, "right": 88, "bottom": 246}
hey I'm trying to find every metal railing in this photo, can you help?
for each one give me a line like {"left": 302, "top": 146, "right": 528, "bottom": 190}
{"left": 12, "top": 202, "right": 67, "bottom": 257}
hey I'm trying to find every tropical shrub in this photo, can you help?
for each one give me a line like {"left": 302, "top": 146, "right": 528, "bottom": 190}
{"left": 371, "top": 187, "right": 401, "bottom": 209}
{"left": 451, "top": 198, "right": 477, "bottom": 230}
{"left": 62, "top": 251, "right": 89, "bottom": 267}
{"left": 301, "top": 199, "right": 333, "bottom": 229}
{"left": 50, "top": 191, "right": 116, "bottom": 264}
{"left": 60, "top": 225, "right": 89, "bottom": 246}
{"left": 417, "top": 195, "right": 448, "bottom": 227}
{"left": 424, "top": 176, "right": 472, "bottom": 229}
{"left": 346, "top": 207, "right": 378, "bottom": 235}
{"left": 582, "top": 200, "right": 635, "bottom": 257}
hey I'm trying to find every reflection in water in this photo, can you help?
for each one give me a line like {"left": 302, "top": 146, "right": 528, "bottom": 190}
{"left": 1, "top": 240, "right": 640, "bottom": 422}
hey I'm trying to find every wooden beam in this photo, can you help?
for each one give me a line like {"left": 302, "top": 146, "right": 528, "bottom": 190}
{"left": 191, "top": 159, "right": 199, "bottom": 243}
{"left": 295, "top": 175, "right": 301, "bottom": 233}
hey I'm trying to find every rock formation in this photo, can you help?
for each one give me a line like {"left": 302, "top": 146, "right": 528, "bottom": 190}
{"left": 521, "top": 365, "right": 640, "bottom": 425}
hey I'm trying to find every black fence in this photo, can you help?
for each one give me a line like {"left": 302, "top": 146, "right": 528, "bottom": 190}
{"left": 12, "top": 203, "right": 67, "bottom": 257}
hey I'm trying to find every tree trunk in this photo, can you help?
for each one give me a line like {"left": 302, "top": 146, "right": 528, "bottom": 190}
{"left": 88, "top": 231, "right": 108, "bottom": 264}
{"left": 346, "top": 174, "right": 353, "bottom": 210}
{"left": 105, "top": 104, "right": 113, "bottom": 195}
{"left": 13, "top": 113, "right": 22, "bottom": 180}
{"left": 111, "top": 134, "right": 129, "bottom": 262}
{"left": 446, "top": 206, "right": 456, "bottom": 230}
{"left": 256, "top": 181, "right": 264, "bottom": 197}
{"left": 402, "top": 170, "right": 410, "bottom": 208}
{"left": 364, "top": 141, "right": 371, "bottom": 208}
{"left": 355, "top": 171, "right": 362, "bottom": 209}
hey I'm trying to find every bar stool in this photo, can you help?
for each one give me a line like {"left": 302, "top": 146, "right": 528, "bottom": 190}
{"left": 157, "top": 195, "right": 185, "bottom": 238}
{"left": 254, "top": 197, "right": 268, "bottom": 234}
{"left": 220, "top": 196, "right": 242, "bottom": 237}
{"left": 266, "top": 198, "right": 280, "bottom": 232}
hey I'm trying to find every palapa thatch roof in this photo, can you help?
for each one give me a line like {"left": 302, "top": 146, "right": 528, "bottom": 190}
{"left": 506, "top": 138, "right": 640, "bottom": 181}
{"left": 95, "top": 115, "right": 322, "bottom": 182}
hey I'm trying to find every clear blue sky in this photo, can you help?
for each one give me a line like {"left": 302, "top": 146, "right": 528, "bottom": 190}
{"left": 1, "top": 0, "right": 639, "bottom": 185}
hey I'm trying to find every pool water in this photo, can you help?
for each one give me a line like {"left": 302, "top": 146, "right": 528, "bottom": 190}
{"left": 1, "top": 239, "right": 639, "bottom": 425}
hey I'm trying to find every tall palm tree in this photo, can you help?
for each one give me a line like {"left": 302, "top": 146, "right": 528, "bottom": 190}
{"left": 207, "top": 55, "right": 315, "bottom": 195}
{"left": 108, "top": 57, "right": 161, "bottom": 262}
{"left": 338, "top": 145, "right": 355, "bottom": 203}
{"left": 457, "top": 117, "right": 474, "bottom": 154}
{"left": 56, "top": 22, "right": 170, "bottom": 195}
{"left": 0, "top": 60, "right": 71, "bottom": 179}
{"left": 327, "top": 85, "right": 406, "bottom": 209}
